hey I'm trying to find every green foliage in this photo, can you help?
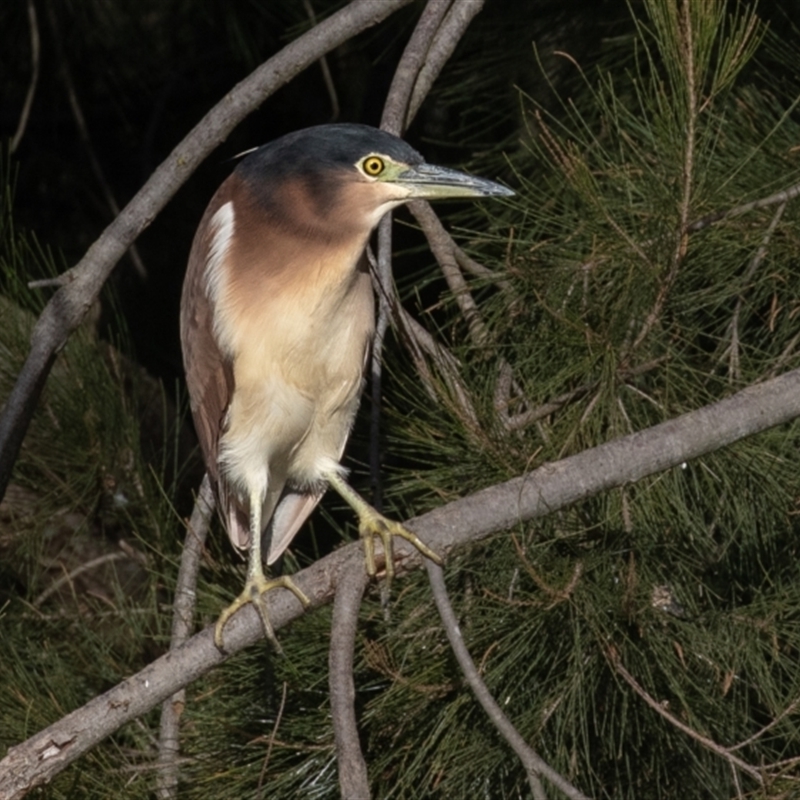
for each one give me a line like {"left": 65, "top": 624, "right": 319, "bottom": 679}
{"left": 369, "top": 1, "right": 800, "bottom": 797}
{"left": 0, "top": 160, "right": 189, "bottom": 797}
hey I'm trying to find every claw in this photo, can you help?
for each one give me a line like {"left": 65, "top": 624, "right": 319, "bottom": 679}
{"left": 214, "top": 574, "right": 310, "bottom": 653}
{"left": 358, "top": 509, "right": 443, "bottom": 584}
{"left": 323, "top": 468, "right": 443, "bottom": 588}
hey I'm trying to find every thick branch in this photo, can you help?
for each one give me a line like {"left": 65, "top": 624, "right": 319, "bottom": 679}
{"left": 0, "top": 0, "right": 414, "bottom": 504}
{"left": 4, "top": 367, "right": 800, "bottom": 797}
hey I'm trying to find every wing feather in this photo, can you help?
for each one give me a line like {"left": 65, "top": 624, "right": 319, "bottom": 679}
{"left": 180, "top": 181, "right": 249, "bottom": 550}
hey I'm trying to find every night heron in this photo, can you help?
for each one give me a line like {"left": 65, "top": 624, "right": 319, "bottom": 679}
{"left": 180, "top": 123, "right": 512, "bottom": 650}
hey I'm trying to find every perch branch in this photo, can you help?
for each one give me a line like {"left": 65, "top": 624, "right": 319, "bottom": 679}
{"left": 4, "top": 365, "right": 800, "bottom": 797}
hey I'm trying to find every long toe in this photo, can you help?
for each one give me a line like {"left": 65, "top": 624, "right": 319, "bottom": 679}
{"left": 359, "top": 509, "right": 442, "bottom": 584}
{"left": 214, "top": 574, "right": 310, "bottom": 653}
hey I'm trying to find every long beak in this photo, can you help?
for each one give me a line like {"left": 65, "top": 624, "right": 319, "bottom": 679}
{"left": 395, "top": 163, "right": 514, "bottom": 200}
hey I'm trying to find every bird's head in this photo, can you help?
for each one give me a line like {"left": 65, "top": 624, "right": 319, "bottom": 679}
{"left": 235, "top": 124, "right": 513, "bottom": 236}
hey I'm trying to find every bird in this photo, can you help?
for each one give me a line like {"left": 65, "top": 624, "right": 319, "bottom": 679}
{"left": 180, "top": 123, "right": 513, "bottom": 651}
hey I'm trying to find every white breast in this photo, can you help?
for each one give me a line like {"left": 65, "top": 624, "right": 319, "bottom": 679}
{"left": 206, "top": 212, "right": 375, "bottom": 508}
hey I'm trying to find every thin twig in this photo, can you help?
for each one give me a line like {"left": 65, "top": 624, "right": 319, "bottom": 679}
{"left": 453, "top": 241, "right": 512, "bottom": 293}
{"left": 363, "top": 639, "right": 457, "bottom": 695}
{"left": 409, "top": 200, "right": 533, "bottom": 432}
{"left": 505, "top": 356, "right": 669, "bottom": 432}
{"left": 27, "top": 276, "right": 71, "bottom": 289}
{"left": 510, "top": 534, "right": 583, "bottom": 608}
{"left": 156, "top": 474, "right": 214, "bottom": 799}
{"left": 45, "top": 0, "right": 148, "bottom": 279}
{"left": 380, "top": 0, "right": 452, "bottom": 135}
{"left": 393, "top": 302, "right": 481, "bottom": 432}
{"left": 257, "top": 681, "right": 289, "bottom": 797}
{"left": 366, "top": 245, "right": 447, "bottom": 408}
{"left": 10, "top": 0, "right": 40, "bottom": 154}
{"left": 370, "top": 218, "right": 393, "bottom": 512}
{"left": 608, "top": 650, "right": 764, "bottom": 786}
{"left": 720, "top": 201, "right": 786, "bottom": 382}
{"left": 494, "top": 360, "right": 514, "bottom": 420}
{"left": 426, "top": 562, "right": 592, "bottom": 799}
{"left": 626, "top": 3, "right": 698, "bottom": 356}
{"left": 767, "top": 329, "right": 800, "bottom": 379}
{"left": 32, "top": 551, "right": 134, "bottom": 607}
{"left": 410, "top": 200, "right": 491, "bottom": 346}
{"left": 687, "top": 180, "right": 800, "bottom": 233}
{"left": 329, "top": 560, "right": 370, "bottom": 800}
{"left": 728, "top": 696, "right": 800, "bottom": 753}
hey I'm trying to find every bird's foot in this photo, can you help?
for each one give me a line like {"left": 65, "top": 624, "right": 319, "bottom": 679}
{"left": 358, "top": 508, "right": 443, "bottom": 585}
{"left": 214, "top": 573, "right": 310, "bottom": 653}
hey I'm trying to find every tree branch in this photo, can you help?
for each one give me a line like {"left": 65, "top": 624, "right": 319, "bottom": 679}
{"left": 407, "top": 0, "right": 485, "bottom": 125}
{"left": 686, "top": 179, "right": 800, "bottom": 233}
{"left": 4, "top": 366, "right": 800, "bottom": 797}
{"left": 608, "top": 650, "right": 764, "bottom": 786}
{"left": 329, "top": 560, "right": 371, "bottom": 799}
{"left": 156, "top": 474, "right": 214, "bottom": 799}
{"left": 380, "top": 0, "right": 453, "bottom": 136}
{"left": 718, "top": 201, "right": 786, "bottom": 381}
{"left": 9, "top": 0, "right": 40, "bottom": 155}
{"left": 409, "top": 200, "right": 492, "bottom": 347}
{"left": 0, "top": 0, "right": 415, "bottom": 504}
{"left": 427, "top": 562, "right": 591, "bottom": 799}
{"left": 371, "top": 0, "right": 455, "bottom": 508}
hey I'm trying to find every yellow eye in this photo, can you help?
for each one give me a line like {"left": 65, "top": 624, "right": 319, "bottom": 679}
{"left": 362, "top": 156, "right": 385, "bottom": 176}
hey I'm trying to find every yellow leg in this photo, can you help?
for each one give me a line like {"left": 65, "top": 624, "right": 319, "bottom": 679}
{"left": 324, "top": 470, "right": 443, "bottom": 583}
{"left": 215, "top": 489, "right": 310, "bottom": 653}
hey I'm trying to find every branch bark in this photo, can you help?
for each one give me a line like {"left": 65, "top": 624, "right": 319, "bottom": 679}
{"left": 330, "top": 560, "right": 371, "bottom": 799}
{"left": 0, "top": 0, "right": 414, "bottom": 504}
{"left": 427, "top": 562, "right": 591, "bottom": 799}
{"left": 4, "top": 366, "right": 800, "bottom": 797}
{"left": 156, "top": 475, "right": 214, "bottom": 799}
{"left": 371, "top": 0, "right": 455, "bottom": 508}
